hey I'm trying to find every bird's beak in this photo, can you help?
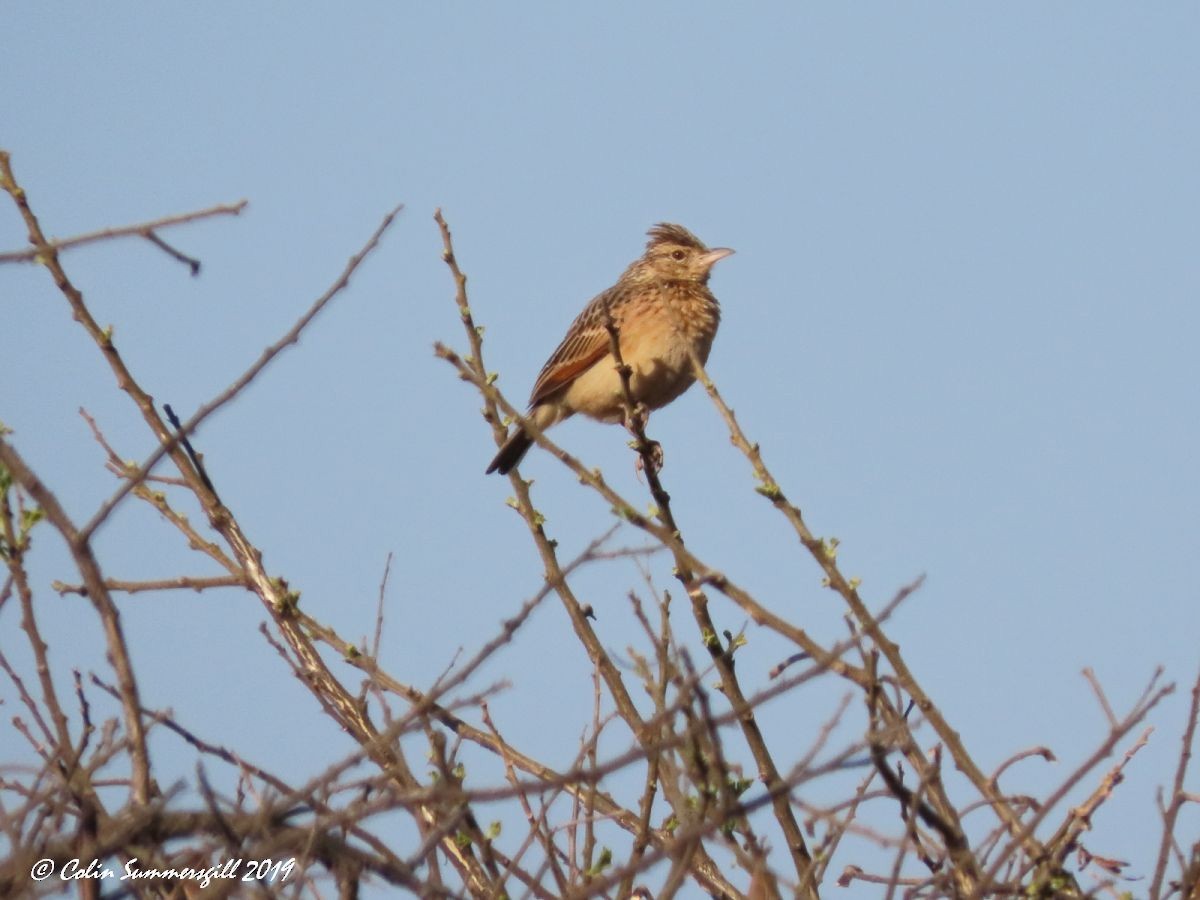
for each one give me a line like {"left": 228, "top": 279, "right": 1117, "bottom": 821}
{"left": 699, "top": 247, "right": 735, "bottom": 270}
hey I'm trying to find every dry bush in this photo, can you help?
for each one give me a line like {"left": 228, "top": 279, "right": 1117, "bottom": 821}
{"left": 1, "top": 149, "right": 1197, "bottom": 899}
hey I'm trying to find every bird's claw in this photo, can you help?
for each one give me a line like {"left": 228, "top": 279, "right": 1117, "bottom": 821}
{"left": 634, "top": 440, "right": 664, "bottom": 476}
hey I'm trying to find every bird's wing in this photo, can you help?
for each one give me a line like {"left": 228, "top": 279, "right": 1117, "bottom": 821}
{"left": 528, "top": 288, "right": 620, "bottom": 406}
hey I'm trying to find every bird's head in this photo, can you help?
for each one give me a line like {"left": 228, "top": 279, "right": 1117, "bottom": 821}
{"left": 625, "top": 223, "right": 734, "bottom": 285}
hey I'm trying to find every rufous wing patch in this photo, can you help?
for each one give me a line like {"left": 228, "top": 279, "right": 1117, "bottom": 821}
{"left": 529, "top": 332, "right": 608, "bottom": 405}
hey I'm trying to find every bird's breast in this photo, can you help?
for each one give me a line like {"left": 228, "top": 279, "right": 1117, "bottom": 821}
{"left": 618, "top": 284, "right": 719, "bottom": 367}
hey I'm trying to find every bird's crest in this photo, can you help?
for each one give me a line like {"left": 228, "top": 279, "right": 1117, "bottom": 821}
{"left": 645, "top": 223, "right": 707, "bottom": 252}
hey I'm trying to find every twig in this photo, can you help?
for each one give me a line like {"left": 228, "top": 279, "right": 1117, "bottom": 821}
{"left": 0, "top": 436, "right": 153, "bottom": 805}
{"left": 982, "top": 668, "right": 1173, "bottom": 894}
{"left": 0, "top": 197, "right": 247, "bottom": 264}
{"left": 142, "top": 230, "right": 202, "bottom": 275}
{"left": 1149, "top": 665, "right": 1200, "bottom": 899}
{"left": 371, "top": 552, "right": 393, "bottom": 661}
{"left": 594, "top": 306, "right": 819, "bottom": 893}
{"left": 1, "top": 486, "right": 75, "bottom": 759}
{"left": 163, "top": 403, "right": 217, "bottom": 498}
{"left": 77, "top": 407, "right": 243, "bottom": 575}
{"left": 989, "top": 746, "right": 1057, "bottom": 790}
{"left": 1052, "top": 728, "right": 1153, "bottom": 881}
{"left": 80, "top": 203, "right": 404, "bottom": 542}
{"left": 865, "top": 651, "right": 973, "bottom": 891}
{"left": 433, "top": 210, "right": 744, "bottom": 898}
{"left": 52, "top": 575, "right": 247, "bottom": 596}
{"left": 678, "top": 333, "right": 1047, "bottom": 884}
{"left": 1083, "top": 667, "right": 1119, "bottom": 729}
{"left": 436, "top": 344, "right": 863, "bottom": 686}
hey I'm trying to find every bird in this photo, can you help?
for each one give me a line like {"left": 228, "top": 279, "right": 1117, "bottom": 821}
{"left": 486, "top": 223, "right": 734, "bottom": 475}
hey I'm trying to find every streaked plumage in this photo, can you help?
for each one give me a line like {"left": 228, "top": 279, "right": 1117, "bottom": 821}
{"left": 486, "top": 223, "right": 733, "bottom": 475}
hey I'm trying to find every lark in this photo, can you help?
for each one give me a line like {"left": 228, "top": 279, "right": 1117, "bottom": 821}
{"left": 487, "top": 223, "right": 733, "bottom": 475}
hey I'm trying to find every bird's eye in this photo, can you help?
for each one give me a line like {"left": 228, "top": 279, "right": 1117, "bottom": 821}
{"left": 670, "top": 249, "right": 686, "bottom": 261}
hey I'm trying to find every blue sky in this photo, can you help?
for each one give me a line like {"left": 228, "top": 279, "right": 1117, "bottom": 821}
{"left": 3, "top": 3, "right": 1198, "bottom": 894}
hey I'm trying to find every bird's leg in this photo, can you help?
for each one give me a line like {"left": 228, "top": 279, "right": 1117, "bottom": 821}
{"left": 622, "top": 400, "right": 649, "bottom": 433}
{"left": 623, "top": 402, "right": 664, "bottom": 474}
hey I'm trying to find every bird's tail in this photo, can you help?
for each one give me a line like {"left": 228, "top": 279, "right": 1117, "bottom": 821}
{"left": 485, "top": 428, "right": 534, "bottom": 475}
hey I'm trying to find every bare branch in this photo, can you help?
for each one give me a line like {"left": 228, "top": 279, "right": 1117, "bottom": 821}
{"left": 79, "top": 203, "right": 405, "bottom": 542}
{"left": 0, "top": 436, "right": 153, "bottom": 805}
{"left": 52, "top": 575, "right": 247, "bottom": 596}
{"left": 1150, "top": 664, "right": 1200, "bottom": 898}
{"left": 0, "top": 197, "right": 247, "bottom": 264}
